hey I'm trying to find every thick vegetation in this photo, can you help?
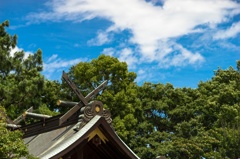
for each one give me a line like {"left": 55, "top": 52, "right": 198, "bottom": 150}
{"left": 0, "top": 20, "right": 55, "bottom": 158}
{"left": 64, "top": 55, "right": 240, "bottom": 159}
{"left": 0, "top": 20, "right": 239, "bottom": 158}
{"left": 132, "top": 64, "right": 240, "bottom": 158}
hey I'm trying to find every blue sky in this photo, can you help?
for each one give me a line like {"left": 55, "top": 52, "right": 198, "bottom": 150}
{"left": 1, "top": 0, "right": 239, "bottom": 88}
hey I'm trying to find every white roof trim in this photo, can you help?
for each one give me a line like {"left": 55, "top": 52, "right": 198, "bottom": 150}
{"left": 40, "top": 115, "right": 140, "bottom": 159}
{"left": 116, "top": 134, "right": 140, "bottom": 159}
{"left": 41, "top": 115, "right": 102, "bottom": 159}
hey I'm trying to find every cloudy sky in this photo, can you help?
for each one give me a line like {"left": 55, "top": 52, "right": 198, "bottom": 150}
{"left": 1, "top": 0, "right": 239, "bottom": 87}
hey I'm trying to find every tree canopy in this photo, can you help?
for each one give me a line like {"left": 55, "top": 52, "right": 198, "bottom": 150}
{"left": 64, "top": 54, "right": 240, "bottom": 159}
{"left": 1, "top": 20, "right": 239, "bottom": 159}
{"left": 0, "top": 20, "right": 44, "bottom": 119}
{"left": 63, "top": 55, "right": 141, "bottom": 142}
{"left": 131, "top": 63, "right": 240, "bottom": 158}
{"left": 0, "top": 20, "right": 52, "bottom": 158}
{"left": 0, "top": 107, "right": 38, "bottom": 159}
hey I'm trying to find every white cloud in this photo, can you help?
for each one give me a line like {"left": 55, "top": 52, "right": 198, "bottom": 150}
{"left": 151, "top": 41, "right": 205, "bottom": 68}
{"left": 43, "top": 55, "right": 88, "bottom": 77}
{"left": 217, "top": 41, "right": 240, "bottom": 51}
{"left": 214, "top": 21, "right": 240, "bottom": 40}
{"left": 26, "top": 0, "right": 240, "bottom": 68}
{"left": 74, "top": 43, "right": 80, "bottom": 48}
{"left": 117, "top": 48, "right": 138, "bottom": 69}
{"left": 170, "top": 44, "right": 205, "bottom": 67}
{"left": 101, "top": 48, "right": 115, "bottom": 56}
{"left": 138, "top": 69, "right": 145, "bottom": 75}
{"left": 47, "top": 54, "right": 58, "bottom": 62}
{"left": 101, "top": 47, "right": 138, "bottom": 68}
{"left": 135, "top": 67, "right": 167, "bottom": 84}
{"left": 136, "top": 69, "right": 149, "bottom": 83}
{"left": 10, "top": 46, "right": 33, "bottom": 59}
{"left": 88, "top": 31, "right": 113, "bottom": 46}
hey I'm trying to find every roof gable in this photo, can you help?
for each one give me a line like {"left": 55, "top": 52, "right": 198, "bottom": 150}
{"left": 25, "top": 115, "right": 139, "bottom": 159}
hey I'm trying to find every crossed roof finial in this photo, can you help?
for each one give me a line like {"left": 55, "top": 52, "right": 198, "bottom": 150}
{"left": 59, "top": 71, "right": 108, "bottom": 125}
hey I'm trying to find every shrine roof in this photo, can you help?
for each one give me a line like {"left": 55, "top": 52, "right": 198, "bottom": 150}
{"left": 24, "top": 115, "right": 140, "bottom": 159}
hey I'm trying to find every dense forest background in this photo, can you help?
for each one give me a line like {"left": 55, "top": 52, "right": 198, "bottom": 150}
{"left": 0, "top": 20, "right": 240, "bottom": 159}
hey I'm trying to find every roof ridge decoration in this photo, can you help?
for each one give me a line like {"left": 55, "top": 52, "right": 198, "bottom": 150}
{"left": 72, "top": 101, "right": 112, "bottom": 131}
{"left": 8, "top": 71, "right": 112, "bottom": 138}
{"left": 59, "top": 71, "right": 109, "bottom": 125}
{"left": 59, "top": 71, "right": 112, "bottom": 131}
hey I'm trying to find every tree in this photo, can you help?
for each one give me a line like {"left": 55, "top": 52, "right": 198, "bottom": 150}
{"left": 63, "top": 54, "right": 240, "bottom": 158}
{"left": 0, "top": 20, "right": 45, "bottom": 119}
{"left": 0, "top": 106, "right": 37, "bottom": 159}
{"left": 195, "top": 63, "right": 240, "bottom": 158}
{"left": 38, "top": 79, "right": 62, "bottom": 116}
{"left": 0, "top": 20, "right": 52, "bottom": 158}
{"left": 132, "top": 61, "right": 240, "bottom": 158}
{"left": 131, "top": 82, "right": 199, "bottom": 158}
{"left": 63, "top": 54, "right": 141, "bottom": 143}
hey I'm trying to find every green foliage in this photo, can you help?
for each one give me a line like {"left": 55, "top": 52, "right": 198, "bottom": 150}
{"left": 40, "top": 79, "right": 62, "bottom": 113}
{"left": 131, "top": 61, "right": 240, "bottom": 158}
{"left": 0, "top": 20, "right": 60, "bottom": 117}
{"left": 0, "top": 20, "right": 45, "bottom": 119}
{"left": 37, "top": 104, "right": 59, "bottom": 116}
{"left": 0, "top": 20, "right": 50, "bottom": 159}
{"left": 63, "top": 54, "right": 240, "bottom": 158}
{"left": 0, "top": 107, "right": 38, "bottom": 159}
{"left": 64, "top": 54, "right": 140, "bottom": 142}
